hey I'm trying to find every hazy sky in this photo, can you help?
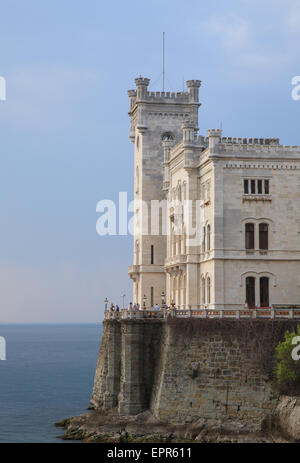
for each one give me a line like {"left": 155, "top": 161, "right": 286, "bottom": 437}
{"left": 0, "top": 0, "right": 299, "bottom": 322}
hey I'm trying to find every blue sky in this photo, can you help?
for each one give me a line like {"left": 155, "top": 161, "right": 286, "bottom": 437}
{"left": 0, "top": 0, "right": 299, "bottom": 322}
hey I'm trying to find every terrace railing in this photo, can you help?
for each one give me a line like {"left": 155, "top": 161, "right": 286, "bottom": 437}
{"left": 104, "top": 306, "right": 300, "bottom": 321}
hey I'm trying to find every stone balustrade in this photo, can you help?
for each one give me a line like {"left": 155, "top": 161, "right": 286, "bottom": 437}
{"left": 104, "top": 306, "right": 300, "bottom": 321}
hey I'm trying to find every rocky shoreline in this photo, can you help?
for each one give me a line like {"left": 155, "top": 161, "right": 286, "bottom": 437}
{"left": 55, "top": 397, "right": 300, "bottom": 443}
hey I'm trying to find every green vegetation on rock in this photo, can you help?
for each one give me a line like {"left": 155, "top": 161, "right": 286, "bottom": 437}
{"left": 276, "top": 324, "right": 300, "bottom": 393}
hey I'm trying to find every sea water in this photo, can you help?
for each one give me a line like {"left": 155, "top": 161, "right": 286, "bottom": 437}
{"left": 0, "top": 324, "right": 101, "bottom": 443}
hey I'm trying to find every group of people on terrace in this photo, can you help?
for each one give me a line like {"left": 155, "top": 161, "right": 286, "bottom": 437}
{"left": 108, "top": 301, "right": 169, "bottom": 312}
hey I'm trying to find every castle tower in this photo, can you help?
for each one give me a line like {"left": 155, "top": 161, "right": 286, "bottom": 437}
{"left": 128, "top": 77, "right": 201, "bottom": 308}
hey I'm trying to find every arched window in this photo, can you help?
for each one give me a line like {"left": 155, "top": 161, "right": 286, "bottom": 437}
{"left": 207, "top": 224, "right": 211, "bottom": 251}
{"left": 161, "top": 132, "right": 174, "bottom": 141}
{"left": 246, "top": 277, "right": 255, "bottom": 307}
{"left": 245, "top": 223, "right": 255, "bottom": 249}
{"left": 202, "top": 278, "right": 206, "bottom": 305}
{"left": 207, "top": 277, "right": 211, "bottom": 304}
{"left": 202, "top": 226, "right": 206, "bottom": 252}
{"left": 260, "top": 277, "right": 269, "bottom": 307}
{"left": 259, "top": 223, "right": 268, "bottom": 250}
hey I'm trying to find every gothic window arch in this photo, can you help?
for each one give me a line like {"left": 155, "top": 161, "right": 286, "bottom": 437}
{"left": 202, "top": 226, "right": 206, "bottom": 252}
{"left": 260, "top": 277, "right": 269, "bottom": 307}
{"left": 245, "top": 223, "right": 255, "bottom": 249}
{"left": 207, "top": 224, "right": 211, "bottom": 251}
{"left": 161, "top": 132, "right": 174, "bottom": 141}
{"left": 202, "top": 277, "right": 206, "bottom": 305}
{"left": 259, "top": 223, "right": 269, "bottom": 250}
{"left": 207, "top": 277, "right": 211, "bottom": 304}
{"left": 246, "top": 276, "right": 255, "bottom": 307}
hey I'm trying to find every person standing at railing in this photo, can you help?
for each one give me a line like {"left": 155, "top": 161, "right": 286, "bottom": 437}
{"left": 154, "top": 303, "right": 160, "bottom": 311}
{"left": 110, "top": 303, "right": 115, "bottom": 312}
{"left": 116, "top": 305, "right": 120, "bottom": 312}
{"left": 133, "top": 304, "right": 137, "bottom": 311}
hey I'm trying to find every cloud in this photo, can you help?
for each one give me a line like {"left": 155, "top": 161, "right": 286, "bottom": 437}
{"left": 285, "top": 3, "right": 300, "bottom": 29}
{"left": 199, "top": 8, "right": 299, "bottom": 81}
{"left": 203, "top": 13, "right": 251, "bottom": 52}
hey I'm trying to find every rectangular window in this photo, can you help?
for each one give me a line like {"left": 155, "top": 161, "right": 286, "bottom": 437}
{"left": 264, "top": 179, "right": 269, "bottom": 194}
{"left": 244, "top": 179, "right": 249, "bottom": 194}
{"left": 246, "top": 277, "right": 255, "bottom": 307}
{"left": 257, "top": 179, "right": 262, "bottom": 194}
{"left": 150, "top": 287, "right": 154, "bottom": 308}
{"left": 251, "top": 179, "right": 256, "bottom": 194}
{"left": 245, "top": 223, "right": 255, "bottom": 249}
{"left": 259, "top": 223, "right": 269, "bottom": 250}
{"left": 260, "top": 277, "right": 269, "bottom": 307}
{"left": 151, "top": 245, "right": 154, "bottom": 264}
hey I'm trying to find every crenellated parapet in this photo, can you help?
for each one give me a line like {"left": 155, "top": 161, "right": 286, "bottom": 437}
{"left": 203, "top": 130, "right": 300, "bottom": 157}
{"left": 221, "top": 137, "right": 280, "bottom": 146}
{"left": 129, "top": 77, "right": 201, "bottom": 108}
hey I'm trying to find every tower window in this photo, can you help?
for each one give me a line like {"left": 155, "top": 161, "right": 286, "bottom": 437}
{"left": 246, "top": 277, "right": 255, "bottom": 307}
{"left": 257, "top": 179, "right": 262, "bottom": 194}
{"left": 150, "top": 287, "right": 154, "bottom": 308}
{"left": 151, "top": 245, "right": 154, "bottom": 264}
{"left": 245, "top": 223, "right": 255, "bottom": 249}
{"left": 243, "top": 178, "right": 270, "bottom": 195}
{"left": 259, "top": 223, "right": 269, "bottom": 250}
{"left": 161, "top": 132, "right": 174, "bottom": 141}
{"left": 264, "top": 180, "right": 269, "bottom": 194}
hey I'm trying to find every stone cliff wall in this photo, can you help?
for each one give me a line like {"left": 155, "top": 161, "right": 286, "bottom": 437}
{"left": 90, "top": 318, "right": 298, "bottom": 428}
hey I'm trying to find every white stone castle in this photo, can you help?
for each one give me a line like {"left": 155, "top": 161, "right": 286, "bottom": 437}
{"left": 127, "top": 77, "right": 300, "bottom": 311}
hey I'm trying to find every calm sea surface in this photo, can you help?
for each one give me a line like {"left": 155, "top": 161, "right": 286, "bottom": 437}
{"left": 0, "top": 324, "right": 102, "bottom": 443}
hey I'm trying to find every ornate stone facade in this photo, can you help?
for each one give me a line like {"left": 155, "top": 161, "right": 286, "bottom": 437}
{"left": 128, "top": 77, "right": 300, "bottom": 310}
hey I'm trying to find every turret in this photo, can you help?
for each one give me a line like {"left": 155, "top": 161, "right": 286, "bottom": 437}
{"left": 135, "top": 77, "right": 150, "bottom": 102}
{"left": 186, "top": 80, "right": 201, "bottom": 103}
{"left": 128, "top": 89, "right": 137, "bottom": 111}
{"left": 182, "top": 120, "right": 197, "bottom": 147}
{"left": 207, "top": 129, "right": 222, "bottom": 151}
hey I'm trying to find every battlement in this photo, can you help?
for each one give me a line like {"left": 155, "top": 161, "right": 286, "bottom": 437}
{"left": 218, "top": 137, "right": 300, "bottom": 154}
{"left": 146, "top": 90, "right": 189, "bottom": 101}
{"left": 129, "top": 76, "right": 201, "bottom": 106}
{"left": 203, "top": 130, "right": 300, "bottom": 155}
{"left": 221, "top": 137, "right": 280, "bottom": 146}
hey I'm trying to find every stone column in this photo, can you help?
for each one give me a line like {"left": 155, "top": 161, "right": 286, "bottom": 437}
{"left": 118, "top": 321, "right": 147, "bottom": 415}
{"left": 103, "top": 320, "right": 121, "bottom": 409}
